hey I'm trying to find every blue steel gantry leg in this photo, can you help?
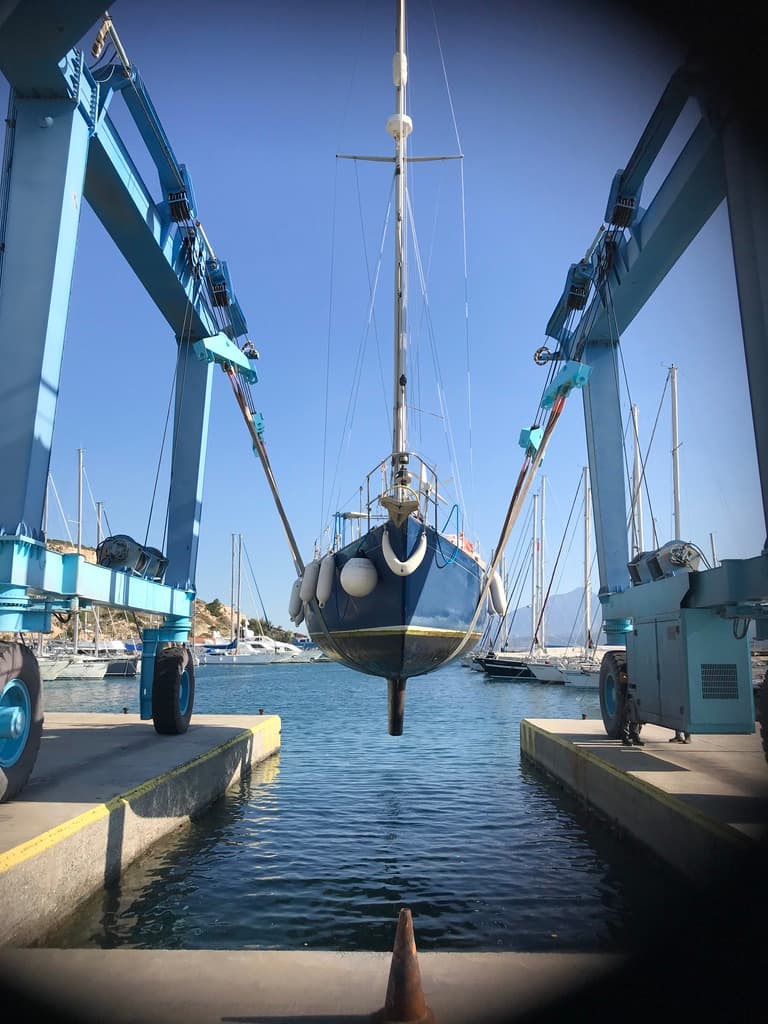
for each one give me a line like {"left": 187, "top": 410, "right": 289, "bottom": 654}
{"left": 722, "top": 121, "right": 768, "bottom": 549}
{"left": 138, "top": 340, "right": 212, "bottom": 722}
{"left": 581, "top": 340, "right": 632, "bottom": 643}
{"left": 722, "top": 116, "right": 768, "bottom": 641}
{"left": 0, "top": 75, "right": 94, "bottom": 538}
{"left": 164, "top": 341, "right": 214, "bottom": 591}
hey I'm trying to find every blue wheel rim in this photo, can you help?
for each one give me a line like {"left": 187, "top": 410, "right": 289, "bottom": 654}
{"left": 178, "top": 669, "right": 190, "bottom": 716}
{"left": 604, "top": 676, "right": 617, "bottom": 717}
{"left": 0, "top": 678, "right": 32, "bottom": 768}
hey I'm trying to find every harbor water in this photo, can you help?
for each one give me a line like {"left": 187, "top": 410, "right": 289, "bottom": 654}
{"left": 42, "top": 660, "right": 694, "bottom": 951}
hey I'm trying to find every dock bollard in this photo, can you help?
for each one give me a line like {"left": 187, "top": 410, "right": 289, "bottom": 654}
{"left": 372, "top": 907, "right": 436, "bottom": 1024}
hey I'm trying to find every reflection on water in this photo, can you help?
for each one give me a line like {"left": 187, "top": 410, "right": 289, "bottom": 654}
{"left": 43, "top": 662, "right": 693, "bottom": 951}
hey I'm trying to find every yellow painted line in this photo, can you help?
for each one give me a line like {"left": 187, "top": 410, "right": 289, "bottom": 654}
{"left": 327, "top": 626, "right": 483, "bottom": 639}
{"left": 0, "top": 718, "right": 280, "bottom": 875}
{"left": 520, "top": 719, "right": 754, "bottom": 851}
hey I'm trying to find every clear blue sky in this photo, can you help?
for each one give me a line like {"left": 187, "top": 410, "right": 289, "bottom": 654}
{"left": 2, "top": 1, "right": 762, "bottom": 628}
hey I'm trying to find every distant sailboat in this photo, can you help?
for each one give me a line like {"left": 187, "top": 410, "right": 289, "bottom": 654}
{"left": 297, "top": 0, "right": 491, "bottom": 732}
{"left": 561, "top": 466, "right": 602, "bottom": 689}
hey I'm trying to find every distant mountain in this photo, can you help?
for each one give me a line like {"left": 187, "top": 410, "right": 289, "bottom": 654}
{"left": 490, "top": 585, "right": 600, "bottom": 648}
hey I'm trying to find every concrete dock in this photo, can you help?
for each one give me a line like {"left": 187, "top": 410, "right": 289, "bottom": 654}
{"left": 0, "top": 714, "right": 766, "bottom": 1021}
{"left": 520, "top": 718, "right": 768, "bottom": 885}
{"left": 0, "top": 712, "right": 281, "bottom": 947}
{"left": 0, "top": 949, "right": 626, "bottom": 1023}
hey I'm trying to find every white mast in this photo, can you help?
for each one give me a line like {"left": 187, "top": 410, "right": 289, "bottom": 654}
{"left": 539, "top": 475, "right": 546, "bottom": 651}
{"left": 631, "top": 403, "right": 644, "bottom": 555}
{"left": 230, "top": 534, "right": 235, "bottom": 643}
{"left": 531, "top": 491, "right": 539, "bottom": 648}
{"left": 670, "top": 364, "right": 681, "bottom": 538}
{"left": 387, "top": 0, "right": 413, "bottom": 484}
{"left": 583, "top": 466, "right": 591, "bottom": 651}
{"left": 73, "top": 447, "right": 84, "bottom": 654}
{"left": 94, "top": 500, "right": 103, "bottom": 657}
{"left": 236, "top": 533, "right": 242, "bottom": 641}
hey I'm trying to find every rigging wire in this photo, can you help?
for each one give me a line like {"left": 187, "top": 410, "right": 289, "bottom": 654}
{"left": 143, "top": 309, "right": 187, "bottom": 551}
{"left": 320, "top": 155, "right": 340, "bottom": 544}
{"left": 160, "top": 297, "right": 197, "bottom": 556}
{"left": 406, "top": 190, "right": 467, "bottom": 521}
{"left": 353, "top": 160, "right": 391, "bottom": 438}
{"left": 565, "top": 363, "right": 680, "bottom": 652}
{"left": 530, "top": 471, "right": 582, "bottom": 652}
{"left": 549, "top": 485, "right": 585, "bottom": 615}
{"left": 47, "top": 475, "right": 75, "bottom": 546}
{"left": 241, "top": 538, "right": 271, "bottom": 628}
{"left": 490, "top": 525, "right": 534, "bottom": 649}
{"left": 429, "top": 0, "right": 475, "bottom": 525}
{"left": 82, "top": 466, "right": 114, "bottom": 539}
{"left": 494, "top": 500, "right": 536, "bottom": 636}
{"left": 410, "top": 161, "right": 447, "bottom": 448}
{"left": 428, "top": 0, "right": 477, "bottom": 510}
{"left": 323, "top": 176, "right": 395, "bottom": 529}
{"left": 603, "top": 278, "right": 651, "bottom": 548}
{"left": 636, "top": 368, "right": 671, "bottom": 548}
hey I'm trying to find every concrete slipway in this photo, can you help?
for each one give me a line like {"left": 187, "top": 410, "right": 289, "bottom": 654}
{"left": 0, "top": 713, "right": 766, "bottom": 1022}
{"left": 520, "top": 718, "right": 768, "bottom": 885}
{"left": 0, "top": 712, "right": 282, "bottom": 947}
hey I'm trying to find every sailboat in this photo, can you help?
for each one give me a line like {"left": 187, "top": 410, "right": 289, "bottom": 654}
{"left": 298, "top": 0, "right": 490, "bottom": 733}
{"left": 479, "top": 478, "right": 562, "bottom": 682}
{"left": 561, "top": 466, "right": 603, "bottom": 689}
{"left": 197, "top": 534, "right": 317, "bottom": 666}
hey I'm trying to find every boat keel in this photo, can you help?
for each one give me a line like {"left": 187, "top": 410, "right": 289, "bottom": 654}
{"left": 387, "top": 677, "right": 407, "bottom": 735}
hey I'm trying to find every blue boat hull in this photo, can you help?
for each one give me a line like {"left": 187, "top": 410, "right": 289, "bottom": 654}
{"left": 304, "top": 518, "right": 487, "bottom": 681}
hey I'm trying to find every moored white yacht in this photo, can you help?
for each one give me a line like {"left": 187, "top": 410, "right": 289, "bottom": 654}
{"left": 197, "top": 628, "right": 320, "bottom": 666}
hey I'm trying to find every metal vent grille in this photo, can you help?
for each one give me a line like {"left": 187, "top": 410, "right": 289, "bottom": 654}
{"left": 701, "top": 664, "right": 738, "bottom": 700}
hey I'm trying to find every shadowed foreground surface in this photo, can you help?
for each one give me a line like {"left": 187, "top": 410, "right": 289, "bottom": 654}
{"left": 1, "top": 842, "right": 766, "bottom": 1024}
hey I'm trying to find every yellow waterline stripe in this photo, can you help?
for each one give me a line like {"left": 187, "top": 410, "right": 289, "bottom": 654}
{"left": 326, "top": 626, "right": 483, "bottom": 639}
{"left": 0, "top": 719, "right": 279, "bottom": 875}
{"left": 520, "top": 720, "right": 753, "bottom": 851}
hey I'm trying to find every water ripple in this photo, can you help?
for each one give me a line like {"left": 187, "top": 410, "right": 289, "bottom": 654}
{"left": 43, "top": 661, "right": 693, "bottom": 950}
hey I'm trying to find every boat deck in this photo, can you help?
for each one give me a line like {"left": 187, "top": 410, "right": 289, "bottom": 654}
{"left": 0, "top": 712, "right": 281, "bottom": 947}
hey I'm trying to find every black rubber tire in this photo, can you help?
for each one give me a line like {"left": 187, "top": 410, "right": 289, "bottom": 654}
{"left": 0, "top": 642, "right": 43, "bottom": 802}
{"left": 152, "top": 645, "right": 195, "bottom": 735}
{"left": 599, "top": 649, "right": 628, "bottom": 739}
{"left": 758, "top": 668, "right": 768, "bottom": 766}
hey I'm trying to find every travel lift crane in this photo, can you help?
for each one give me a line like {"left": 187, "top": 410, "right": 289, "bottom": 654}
{"left": 527, "top": 62, "right": 768, "bottom": 752}
{"left": 0, "top": 3, "right": 294, "bottom": 802}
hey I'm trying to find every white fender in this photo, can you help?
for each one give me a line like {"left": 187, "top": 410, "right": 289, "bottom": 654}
{"left": 489, "top": 570, "right": 506, "bottom": 616}
{"left": 288, "top": 577, "right": 303, "bottom": 623}
{"left": 339, "top": 556, "right": 377, "bottom": 598}
{"left": 300, "top": 558, "right": 321, "bottom": 603}
{"left": 316, "top": 552, "right": 335, "bottom": 607}
{"left": 381, "top": 527, "right": 427, "bottom": 576}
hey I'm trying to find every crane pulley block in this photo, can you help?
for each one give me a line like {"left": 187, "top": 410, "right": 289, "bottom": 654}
{"left": 168, "top": 163, "right": 198, "bottom": 222}
{"left": 206, "top": 258, "right": 233, "bottom": 306}
{"left": 604, "top": 168, "right": 642, "bottom": 228}
{"left": 544, "top": 260, "right": 595, "bottom": 341}
{"left": 518, "top": 425, "right": 544, "bottom": 457}
{"left": 541, "top": 360, "right": 592, "bottom": 409}
{"left": 565, "top": 260, "right": 594, "bottom": 310}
